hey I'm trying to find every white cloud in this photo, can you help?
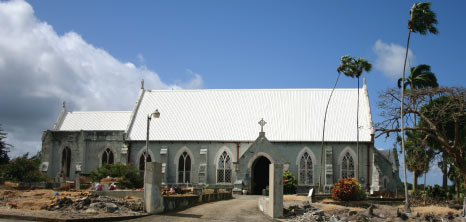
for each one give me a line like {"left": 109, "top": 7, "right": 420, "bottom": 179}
{"left": 373, "top": 40, "right": 415, "bottom": 79}
{"left": 0, "top": 0, "right": 203, "bottom": 157}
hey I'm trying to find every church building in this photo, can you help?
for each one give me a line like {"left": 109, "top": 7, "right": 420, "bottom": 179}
{"left": 40, "top": 80, "right": 402, "bottom": 194}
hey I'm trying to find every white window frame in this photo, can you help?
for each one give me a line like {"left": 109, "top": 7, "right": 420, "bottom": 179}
{"left": 174, "top": 146, "right": 195, "bottom": 184}
{"left": 296, "top": 147, "right": 316, "bottom": 186}
{"left": 338, "top": 147, "right": 357, "bottom": 179}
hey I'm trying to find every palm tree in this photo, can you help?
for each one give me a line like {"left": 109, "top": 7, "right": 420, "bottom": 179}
{"left": 319, "top": 55, "right": 371, "bottom": 193}
{"left": 318, "top": 55, "right": 347, "bottom": 193}
{"left": 398, "top": 64, "right": 438, "bottom": 90}
{"left": 397, "top": 64, "right": 438, "bottom": 205}
{"left": 399, "top": 2, "right": 438, "bottom": 212}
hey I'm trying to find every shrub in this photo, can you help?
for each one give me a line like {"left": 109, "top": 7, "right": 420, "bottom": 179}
{"left": 4, "top": 154, "right": 47, "bottom": 183}
{"left": 331, "top": 177, "right": 366, "bottom": 201}
{"left": 283, "top": 170, "right": 297, "bottom": 194}
{"left": 89, "top": 163, "right": 143, "bottom": 189}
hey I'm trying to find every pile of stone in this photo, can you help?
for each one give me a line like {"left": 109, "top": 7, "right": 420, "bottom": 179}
{"left": 287, "top": 203, "right": 464, "bottom": 222}
{"left": 41, "top": 194, "right": 143, "bottom": 214}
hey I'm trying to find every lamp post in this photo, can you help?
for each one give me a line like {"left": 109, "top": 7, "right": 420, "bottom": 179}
{"left": 144, "top": 109, "right": 160, "bottom": 212}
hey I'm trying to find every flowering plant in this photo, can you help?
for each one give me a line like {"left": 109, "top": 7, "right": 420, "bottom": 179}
{"left": 331, "top": 177, "right": 366, "bottom": 201}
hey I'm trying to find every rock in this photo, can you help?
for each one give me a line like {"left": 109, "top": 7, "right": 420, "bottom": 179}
{"left": 80, "top": 197, "right": 91, "bottom": 206}
{"left": 105, "top": 203, "right": 118, "bottom": 213}
{"left": 356, "top": 214, "right": 369, "bottom": 222}
{"left": 90, "top": 202, "right": 105, "bottom": 210}
{"left": 84, "top": 208, "right": 98, "bottom": 214}
{"left": 295, "top": 208, "right": 305, "bottom": 216}
{"left": 330, "top": 215, "right": 341, "bottom": 222}
{"left": 361, "top": 204, "right": 374, "bottom": 216}
{"left": 311, "top": 209, "right": 324, "bottom": 216}
{"left": 300, "top": 201, "right": 311, "bottom": 209}
{"left": 424, "top": 213, "right": 434, "bottom": 221}
{"left": 396, "top": 208, "right": 408, "bottom": 221}
{"left": 349, "top": 210, "right": 358, "bottom": 216}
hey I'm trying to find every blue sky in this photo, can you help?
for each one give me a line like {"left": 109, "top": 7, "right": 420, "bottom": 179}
{"left": 1, "top": 0, "right": 465, "bottom": 185}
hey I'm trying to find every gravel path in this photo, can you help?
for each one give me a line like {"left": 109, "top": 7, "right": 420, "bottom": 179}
{"left": 123, "top": 195, "right": 272, "bottom": 222}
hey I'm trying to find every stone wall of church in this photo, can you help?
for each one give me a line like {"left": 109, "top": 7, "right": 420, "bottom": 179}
{"left": 41, "top": 132, "right": 400, "bottom": 193}
{"left": 371, "top": 149, "right": 403, "bottom": 193}
{"left": 128, "top": 139, "right": 377, "bottom": 191}
{"left": 41, "top": 130, "right": 125, "bottom": 180}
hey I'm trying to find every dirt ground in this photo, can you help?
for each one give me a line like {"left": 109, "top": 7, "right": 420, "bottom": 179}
{"left": 0, "top": 185, "right": 145, "bottom": 220}
{"left": 283, "top": 195, "right": 463, "bottom": 221}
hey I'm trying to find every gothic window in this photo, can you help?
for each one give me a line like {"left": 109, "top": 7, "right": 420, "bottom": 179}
{"left": 61, "top": 147, "right": 71, "bottom": 177}
{"left": 178, "top": 152, "right": 191, "bottom": 183}
{"left": 299, "top": 152, "right": 313, "bottom": 185}
{"left": 341, "top": 152, "right": 355, "bottom": 178}
{"left": 217, "top": 151, "right": 232, "bottom": 184}
{"left": 139, "top": 151, "right": 152, "bottom": 175}
{"left": 101, "top": 148, "right": 114, "bottom": 165}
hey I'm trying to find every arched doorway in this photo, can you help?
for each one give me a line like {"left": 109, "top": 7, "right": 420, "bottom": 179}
{"left": 251, "top": 156, "right": 271, "bottom": 195}
{"left": 61, "top": 147, "right": 71, "bottom": 178}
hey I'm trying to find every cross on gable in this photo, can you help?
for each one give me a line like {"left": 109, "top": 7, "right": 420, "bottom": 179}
{"left": 258, "top": 118, "right": 266, "bottom": 132}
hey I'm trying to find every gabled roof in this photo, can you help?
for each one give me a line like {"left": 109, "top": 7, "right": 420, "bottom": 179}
{"left": 126, "top": 85, "right": 374, "bottom": 142}
{"left": 54, "top": 111, "right": 132, "bottom": 131}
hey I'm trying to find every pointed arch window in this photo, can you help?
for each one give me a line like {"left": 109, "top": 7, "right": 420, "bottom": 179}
{"left": 178, "top": 152, "right": 191, "bottom": 183}
{"left": 217, "top": 151, "right": 232, "bottom": 183}
{"left": 299, "top": 152, "right": 313, "bottom": 185}
{"left": 341, "top": 152, "right": 355, "bottom": 178}
{"left": 139, "top": 151, "right": 152, "bottom": 176}
{"left": 102, "top": 148, "right": 114, "bottom": 165}
{"left": 61, "top": 147, "right": 71, "bottom": 177}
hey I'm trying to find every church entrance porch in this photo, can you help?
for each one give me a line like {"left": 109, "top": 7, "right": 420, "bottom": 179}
{"left": 251, "top": 156, "right": 271, "bottom": 195}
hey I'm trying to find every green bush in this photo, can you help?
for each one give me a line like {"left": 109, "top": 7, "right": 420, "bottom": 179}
{"left": 4, "top": 154, "right": 47, "bottom": 183}
{"left": 283, "top": 170, "right": 297, "bottom": 194}
{"left": 331, "top": 177, "right": 367, "bottom": 201}
{"left": 89, "top": 163, "right": 143, "bottom": 189}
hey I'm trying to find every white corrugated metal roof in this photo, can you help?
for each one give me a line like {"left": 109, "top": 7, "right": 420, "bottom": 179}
{"left": 56, "top": 111, "right": 132, "bottom": 131}
{"left": 126, "top": 87, "right": 374, "bottom": 142}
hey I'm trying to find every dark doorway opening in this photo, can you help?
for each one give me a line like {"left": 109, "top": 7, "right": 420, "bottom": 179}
{"left": 61, "top": 147, "right": 71, "bottom": 178}
{"left": 252, "top": 156, "right": 271, "bottom": 195}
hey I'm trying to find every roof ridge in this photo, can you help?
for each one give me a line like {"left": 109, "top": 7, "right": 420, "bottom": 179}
{"left": 146, "top": 88, "right": 364, "bottom": 92}
{"left": 68, "top": 111, "right": 132, "bottom": 114}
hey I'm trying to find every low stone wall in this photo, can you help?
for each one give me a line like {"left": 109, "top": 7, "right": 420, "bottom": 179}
{"left": 93, "top": 190, "right": 232, "bottom": 213}
{"left": 163, "top": 195, "right": 199, "bottom": 212}
{"left": 163, "top": 192, "right": 232, "bottom": 212}
{"left": 91, "top": 190, "right": 144, "bottom": 199}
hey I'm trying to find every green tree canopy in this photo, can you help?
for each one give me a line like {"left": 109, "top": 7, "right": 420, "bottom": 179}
{"left": 397, "top": 64, "right": 438, "bottom": 90}
{"left": 0, "top": 125, "right": 11, "bottom": 165}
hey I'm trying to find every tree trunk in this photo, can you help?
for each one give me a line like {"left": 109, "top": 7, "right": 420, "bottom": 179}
{"left": 456, "top": 182, "right": 460, "bottom": 201}
{"left": 462, "top": 177, "right": 466, "bottom": 217}
{"left": 413, "top": 171, "right": 418, "bottom": 193}
{"left": 400, "top": 30, "right": 412, "bottom": 213}
{"left": 319, "top": 72, "right": 342, "bottom": 193}
{"left": 357, "top": 76, "right": 360, "bottom": 180}
{"left": 423, "top": 170, "right": 427, "bottom": 205}
{"left": 442, "top": 155, "right": 448, "bottom": 190}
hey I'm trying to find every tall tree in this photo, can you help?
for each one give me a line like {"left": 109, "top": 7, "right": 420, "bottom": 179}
{"left": 318, "top": 55, "right": 347, "bottom": 193}
{"left": 334, "top": 55, "right": 371, "bottom": 180}
{"left": 403, "top": 131, "right": 433, "bottom": 193}
{"left": 377, "top": 87, "right": 466, "bottom": 216}
{"left": 397, "top": 64, "right": 438, "bottom": 194}
{"left": 399, "top": 2, "right": 438, "bottom": 212}
{"left": 0, "top": 125, "right": 11, "bottom": 165}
